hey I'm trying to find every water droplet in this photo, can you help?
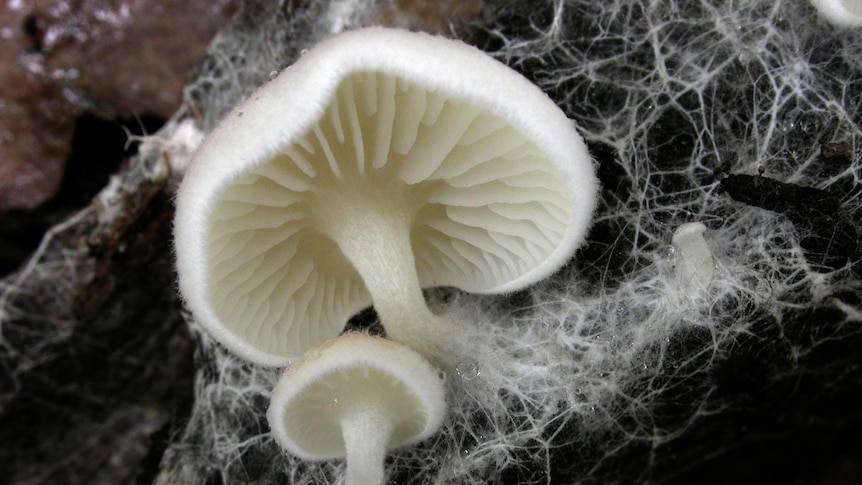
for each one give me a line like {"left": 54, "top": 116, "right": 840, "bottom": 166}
{"left": 795, "top": 111, "right": 822, "bottom": 136}
{"left": 737, "top": 50, "right": 755, "bottom": 64}
{"left": 664, "top": 245, "right": 676, "bottom": 258}
{"left": 455, "top": 359, "right": 480, "bottom": 380}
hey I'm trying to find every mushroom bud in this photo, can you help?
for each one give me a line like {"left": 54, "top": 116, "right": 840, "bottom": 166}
{"left": 267, "top": 333, "right": 446, "bottom": 485}
{"left": 672, "top": 222, "right": 714, "bottom": 298}
{"left": 174, "top": 27, "right": 598, "bottom": 364}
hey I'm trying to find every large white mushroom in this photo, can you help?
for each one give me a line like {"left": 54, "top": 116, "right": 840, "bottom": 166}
{"left": 174, "top": 27, "right": 598, "bottom": 365}
{"left": 267, "top": 333, "right": 446, "bottom": 485}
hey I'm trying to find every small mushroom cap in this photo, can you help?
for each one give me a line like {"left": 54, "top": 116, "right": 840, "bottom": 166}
{"left": 175, "top": 27, "right": 597, "bottom": 365}
{"left": 266, "top": 333, "right": 446, "bottom": 460}
{"left": 671, "top": 221, "right": 707, "bottom": 241}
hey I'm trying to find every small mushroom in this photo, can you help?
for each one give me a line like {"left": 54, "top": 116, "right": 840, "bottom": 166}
{"left": 267, "top": 333, "right": 446, "bottom": 485}
{"left": 811, "top": 0, "right": 862, "bottom": 27}
{"left": 671, "top": 222, "right": 714, "bottom": 298}
{"left": 174, "top": 27, "right": 597, "bottom": 364}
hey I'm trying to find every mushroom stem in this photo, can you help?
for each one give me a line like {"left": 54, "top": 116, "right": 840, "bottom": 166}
{"left": 672, "top": 222, "right": 714, "bottom": 298}
{"left": 332, "top": 204, "right": 457, "bottom": 359}
{"left": 340, "top": 400, "right": 396, "bottom": 485}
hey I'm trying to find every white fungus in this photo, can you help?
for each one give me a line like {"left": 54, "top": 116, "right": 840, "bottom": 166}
{"left": 151, "top": 2, "right": 862, "bottom": 484}
{"left": 267, "top": 333, "right": 446, "bottom": 485}
{"left": 173, "top": 27, "right": 597, "bottom": 364}
{"left": 671, "top": 222, "right": 715, "bottom": 298}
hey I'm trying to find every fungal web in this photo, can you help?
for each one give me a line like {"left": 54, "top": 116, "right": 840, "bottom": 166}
{"left": 159, "top": 0, "right": 862, "bottom": 484}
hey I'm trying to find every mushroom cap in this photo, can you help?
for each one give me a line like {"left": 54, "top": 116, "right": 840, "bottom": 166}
{"left": 672, "top": 222, "right": 714, "bottom": 297}
{"left": 266, "top": 333, "right": 446, "bottom": 460}
{"left": 175, "top": 27, "right": 598, "bottom": 365}
{"left": 811, "top": 0, "right": 862, "bottom": 27}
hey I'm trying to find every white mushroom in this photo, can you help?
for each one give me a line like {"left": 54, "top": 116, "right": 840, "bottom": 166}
{"left": 174, "top": 27, "right": 598, "bottom": 364}
{"left": 811, "top": 0, "right": 862, "bottom": 27}
{"left": 267, "top": 333, "right": 446, "bottom": 485}
{"left": 672, "top": 222, "right": 714, "bottom": 298}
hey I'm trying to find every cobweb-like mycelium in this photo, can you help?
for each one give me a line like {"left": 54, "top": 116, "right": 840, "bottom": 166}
{"left": 152, "top": 0, "right": 861, "bottom": 483}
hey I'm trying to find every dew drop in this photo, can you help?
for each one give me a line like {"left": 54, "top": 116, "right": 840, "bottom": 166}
{"left": 455, "top": 359, "right": 480, "bottom": 380}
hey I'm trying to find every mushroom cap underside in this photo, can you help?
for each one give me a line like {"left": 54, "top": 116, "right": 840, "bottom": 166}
{"left": 266, "top": 333, "right": 446, "bottom": 460}
{"left": 175, "top": 27, "right": 598, "bottom": 365}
